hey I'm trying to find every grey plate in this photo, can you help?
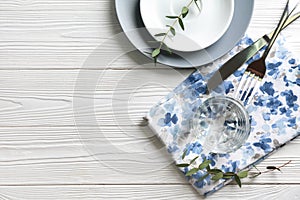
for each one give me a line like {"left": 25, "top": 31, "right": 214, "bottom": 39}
{"left": 115, "top": 0, "right": 254, "bottom": 68}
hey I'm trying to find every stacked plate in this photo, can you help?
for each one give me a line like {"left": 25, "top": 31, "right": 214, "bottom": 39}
{"left": 115, "top": 0, "right": 254, "bottom": 68}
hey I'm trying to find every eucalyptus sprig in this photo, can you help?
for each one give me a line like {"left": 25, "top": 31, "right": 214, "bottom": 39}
{"left": 177, "top": 157, "right": 248, "bottom": 187}
{"left": 150, "top": 0, "right": 201, "bottom": 63}
{"left": 249, "top": 160, "right": 292, "bottom": 178}
{"left": 177, "top": 150, "right": 292, "bottom": 188}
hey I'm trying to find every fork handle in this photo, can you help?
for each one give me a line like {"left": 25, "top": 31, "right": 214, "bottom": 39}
{"left": 263, "top": 0, "right": 290, "bottom": 58}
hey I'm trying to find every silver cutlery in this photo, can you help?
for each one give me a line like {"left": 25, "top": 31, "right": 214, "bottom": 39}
{"left": 235, "top": 0, "right": 292, "bottom": 105}
{"left": 206, "top": 2, "right": 300, "bottom": 94}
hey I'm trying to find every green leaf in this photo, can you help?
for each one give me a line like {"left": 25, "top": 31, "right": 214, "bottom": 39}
{"left": 154, "top": 33, "right": 166, "bottom": 37}
{"left": 198, "top": 173, "right": 209, "bottom": 182}
{"left": 206, "top": 165, "right": 211, "bottom": 171}
{"left": 223, "top": 172, "right": 235, "bottom": 176}
{"left": 163, "top": 44, "right": 172, "bottom": 55}
{"left": 182, "top": 148, "right": 188, "bottom": 160}
{"left": 166, "top": 16, "right": 178, "bottom": 19}
{"left": 211, "top": 172, "right": 223, "bottom": 181}
{"left": 223, "top": 175, "right": 233, "bottom": 179}
{"left": 186, "top": 168, "right": 199, "bottom": 176}
{"left": 170, "top": 27, "right": 176, "bottom": 36}
{"left": 190, "top": 156, "right": 199, "bottom": 165}
{"left": 176, "top": 163, "right": 190, "bottom": 168}
{"left": 152, "top": 48, "right": 160, "bottom": 58}
{"left": 178, "top": 18, "right": 185, "bottom": 30}
{"left": 182, "top": 6, "right": 189, "bottom": 18}
{"left": 198, "top": 160, "right": 211, "bottom": 170}
{"left": 237, "top": 171, "right": 249, "bottom": 179}
{"left": 166, "top": 25, "right": 176, "bottom": 36}
{"left": 208, "top": 169, "right": 223, "bottom": 174}
{"left": 234, "top": 174, "right": 242, "bottom": 188}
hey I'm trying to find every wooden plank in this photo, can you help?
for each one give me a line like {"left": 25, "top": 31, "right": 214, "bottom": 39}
{"left": 0, "top": 69, "right": 191, "bottom": 126}
{"left": 0, "top": 185, "right": 298, "bottom": 200}
{"left": 0, "top": 126, "right": 298, "bottom": 185}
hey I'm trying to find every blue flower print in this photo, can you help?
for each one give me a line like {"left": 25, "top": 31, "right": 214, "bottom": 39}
{"left": 262, "top": 112, "right": 271, "bottom": 121}
{"left": 267, "top": 61, "right": 282, "bottom": 78}
{"left": 296, "top": 78, "right": 300, "bottom": 86}
{"left": 221, "top": 160, "right": 240, "bottom": 173}
{"left": 199, "top": 154, "right": 217, "bottom": 167}
{"left": 167, "top": 142, "right": 179, "bottom": 153}
{"left": 272, "top": 118, "right": 287, "bottom": 135}
{"left": 223, "top": 81, "right": 234, "bottom": 94}
{"left": 288, "top": 117, "right": 296, "bottom": 128}
{"left": 289, "top": 58, "right": 296, "bottom": 65}
{"left": 253, "top": 135, "right": 273, "bottom": 153}
{"left": 193, "top": 171, "right": 210, "bottom": 189}
{"left": 260, "top": 82, "right": 275, "bottom": 96}
{"left": 159, "top": 113, "right": 178, "bottom": 127}
{"left": 186, "top": 72, "right": 204, "bottom": 85}
{"left": 233, "top": 69, "right": 243, "bottom": 78}
{"left": 164, "top": 102, "right": 175, "bottom": 113}
{"left": 279, "top": 107, "right": 293, "bottom": 117}
{"left": 185, "top": 142, "right": 203, "bottom": 156}
{"left": 281, "top": 90, "right": 298, "bottom": 110}
{"left": 275, "top": 45, "right": 289, "bottom": 60}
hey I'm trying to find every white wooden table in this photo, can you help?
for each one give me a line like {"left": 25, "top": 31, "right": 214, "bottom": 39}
{"left": 0, "top": 0, "right": 299, "bottom": 199}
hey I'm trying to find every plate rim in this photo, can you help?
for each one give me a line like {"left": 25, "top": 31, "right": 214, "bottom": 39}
{"left": 115, "top": 0, "right": 254, "bottom": 68}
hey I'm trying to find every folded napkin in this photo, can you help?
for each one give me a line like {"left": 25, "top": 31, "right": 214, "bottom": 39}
{"left": 146, "top": 34, "right": 300, "bottom": 196}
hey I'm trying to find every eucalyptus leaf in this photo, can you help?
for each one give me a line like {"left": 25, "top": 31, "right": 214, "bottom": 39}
{"left": 206, "top": 165, "right": 211, "bottom": 171}
{"left": 170, "top": 26, "right": 176, "bottom": 36}
{"left": 166, "top": 15, "right": 178, "bottom": 19}
{"left": 208, "top": 169, "right": 223, "bottom": 174}
{"left": 182, "top": 148, "right": 188, "bottom": 160}
{"left": 152, "top": 48, "right": 160, "bottom": 58}
{"left": 211, "top": 172, "right": 223, "bottom": 181}
{"left": 182, "top": 6, "right": 189, "bottom": 18}
{"left": 234, "top": 174, "right": 242, "bottom": 188}
{"left": 237, "top": 171, "right": 249, "bottom": 179}
{"left": 186, "top": 168, "right": 199, "bottom": 176}
{"left": 266, "top": 166, "right": 278, "bottom": 170}
{"left": 223, "top": 175, "right": 234, "bottom": 179}
{"left": 198, "top": 160, "right": 211, "bottom": 170}
{"left": 176, "top": 163, "right": 190, "bottom": 168}
{"left": 154, "top": 33, "right": 167, "bottom": 37}
{"left": 223, "top": 172, "right": 235, "bottom": 176}
{"left": 178, "top": 18, "right": 185, "bottom": 30}
{"left": 190, "top": 156, "right": 199, "bottom": 165}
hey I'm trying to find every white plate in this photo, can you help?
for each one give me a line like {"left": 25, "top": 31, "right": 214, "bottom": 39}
{"left": 140, "top": 0, "right": 234, "bottom": 52}
{"left": 115, "top": 0, "right": 254, "bottom": 68}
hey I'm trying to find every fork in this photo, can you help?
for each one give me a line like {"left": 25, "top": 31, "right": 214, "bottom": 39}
{"left": 234, "top": 1, "right": 292, "bottom": 105}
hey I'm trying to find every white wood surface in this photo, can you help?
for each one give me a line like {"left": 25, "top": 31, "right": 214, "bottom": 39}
{"left": 0, "top": 0, "right": 299, "bottom": 199}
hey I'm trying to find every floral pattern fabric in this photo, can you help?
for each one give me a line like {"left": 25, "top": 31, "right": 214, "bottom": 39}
{"left": 146, "top": 35, "right": 300, "bottom": 196}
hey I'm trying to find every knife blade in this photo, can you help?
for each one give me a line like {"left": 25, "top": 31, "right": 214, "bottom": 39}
{"left": 206, "top": 11, "right": 300, "bottom": 93}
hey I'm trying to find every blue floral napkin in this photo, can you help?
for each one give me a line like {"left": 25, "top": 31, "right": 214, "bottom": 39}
{"left": 146, "top": 34, "right": 300, "bottom": 196}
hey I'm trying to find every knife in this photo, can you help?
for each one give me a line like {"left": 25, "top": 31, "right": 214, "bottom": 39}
{"left": 206, "top": 11, "right": 300, "bottom": 92}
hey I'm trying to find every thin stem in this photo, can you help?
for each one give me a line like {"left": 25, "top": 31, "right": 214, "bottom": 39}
{"left": 157, "top": 0, "right": 196, "bottom": 52}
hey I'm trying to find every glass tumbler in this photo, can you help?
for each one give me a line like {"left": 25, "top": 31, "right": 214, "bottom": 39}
{"left": 190, "top": 96, "right": 251, "bottom": 154}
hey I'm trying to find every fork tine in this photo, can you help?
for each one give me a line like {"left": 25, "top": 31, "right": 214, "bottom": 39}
{"left": 239, "top": 73, "right": 254, "bottom": 101}
{"left": 245, "top": 78, "right": 262, "bottom": 105}
{"left": 235, "top": 71, "right": 249, "bottom": 99}
{"left": 242, "top": 75, "right": 257, "bottom": 103}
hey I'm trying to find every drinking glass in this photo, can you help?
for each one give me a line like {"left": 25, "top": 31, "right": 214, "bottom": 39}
{"left": 190, "top": 96, "right": 251, "bottom": 154}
